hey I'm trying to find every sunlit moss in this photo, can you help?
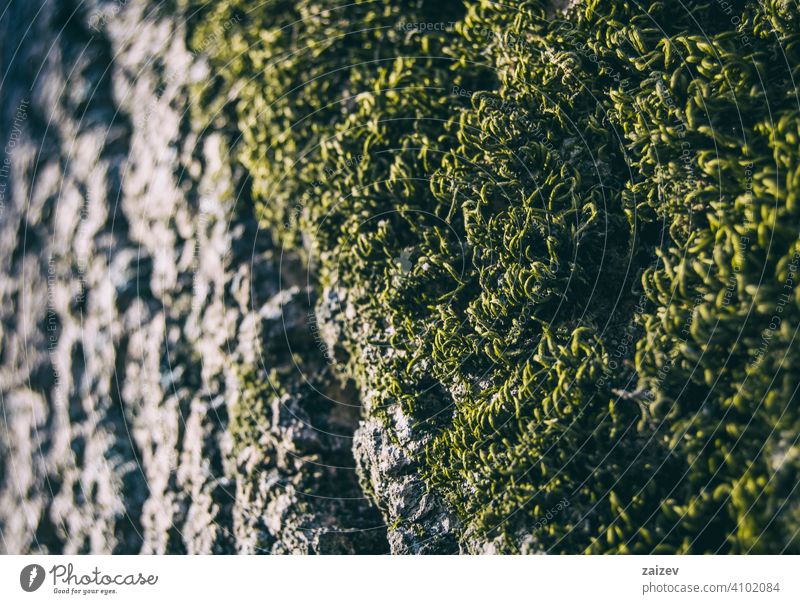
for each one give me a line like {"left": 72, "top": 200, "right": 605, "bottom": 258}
{"left": 190, "top": 0, "right": 800, "bottom": 553}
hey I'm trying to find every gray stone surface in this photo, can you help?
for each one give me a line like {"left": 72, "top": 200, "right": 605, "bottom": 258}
{"left": 316, "top": 281, "right": 461, "bottom": 554}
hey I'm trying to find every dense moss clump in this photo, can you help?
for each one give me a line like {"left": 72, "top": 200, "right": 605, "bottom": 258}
{"left": 189, "top": 0, "right": 800, "bottom": 553}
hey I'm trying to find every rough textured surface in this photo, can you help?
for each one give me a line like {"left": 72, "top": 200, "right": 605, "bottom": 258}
{"left": 227, "top": 280, "right": 388, "bottom": 554}
{"left": 0, "top": 0, "right": 386, "bottom": 554}
{"left": 3, "top": 0, "right": 800, "bottom": 556}
{"left": 191, "top": 0, "right": 800, "bottom": 554}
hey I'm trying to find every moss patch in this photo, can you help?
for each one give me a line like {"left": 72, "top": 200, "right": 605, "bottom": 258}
{"left": 190, "top": 0, "right": 800, "bottom": 553}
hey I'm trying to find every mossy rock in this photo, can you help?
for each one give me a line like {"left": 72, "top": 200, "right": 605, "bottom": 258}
{"left": 190, "top": 0, "right": 800, "bottom": 553}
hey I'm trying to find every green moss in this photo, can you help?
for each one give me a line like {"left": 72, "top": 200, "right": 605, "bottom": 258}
{"left": 190, "top": 0, "right": 800, "bottom": 553}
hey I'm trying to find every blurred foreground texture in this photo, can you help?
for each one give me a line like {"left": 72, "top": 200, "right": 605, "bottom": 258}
{"left": 0, "top": 0, "right": 387, "bottom": 554}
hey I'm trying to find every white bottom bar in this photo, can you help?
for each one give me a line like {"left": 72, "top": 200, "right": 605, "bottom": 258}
{"left": 1, "top": 555, "right": 797, "bottom": 603}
